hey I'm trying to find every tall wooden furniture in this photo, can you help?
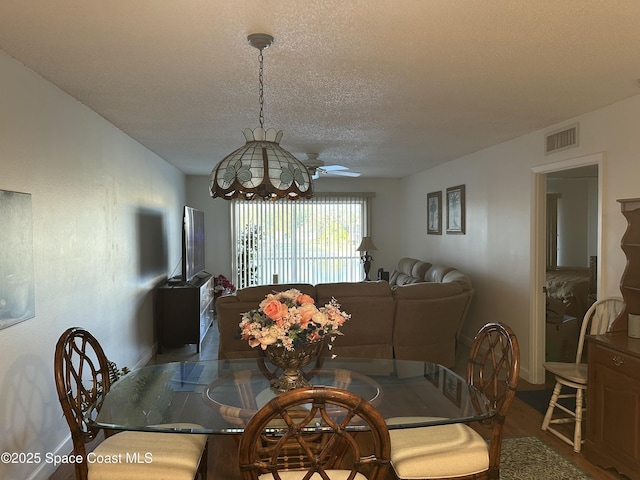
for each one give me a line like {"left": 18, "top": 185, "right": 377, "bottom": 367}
{"left": 616, "top": 198, "right": 640, "bottom": 330}
{"left": 583, "top": 198, "right": 640, "bottom": 479}
{"left": 54, "top": 327, "right": 207, "bottom": 480}
{"left": 157, "top": 272, "right": 213, "bottom": 352}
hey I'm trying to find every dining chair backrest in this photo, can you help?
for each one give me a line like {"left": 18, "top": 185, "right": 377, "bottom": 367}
{"left": 54, "top": 327, "right": 113, "bottom": 480}
{"left": 238, "top": 386, "right": 391, "bottom": 479}
{"left": 575, "top": 297, "right": 624, "bottom": 364}
{"left": 467, "top": 322, "right": 520, "bottom": 476}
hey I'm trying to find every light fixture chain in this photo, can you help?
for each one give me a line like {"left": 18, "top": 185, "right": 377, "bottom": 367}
{"left": 210, "top": 33, "right": 313, "bottom": 201}
{"left": 258, "top": 48, "right": 265, "bottom": 129}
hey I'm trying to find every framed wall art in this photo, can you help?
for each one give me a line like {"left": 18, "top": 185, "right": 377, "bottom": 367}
{"left": 446, "top": 184, "right": 466, "bottom": 234}
{"left": 424, "top": 362, "right": 440, "bottom": 387}
{"left": 0, "top": 189, "right": 35, "bottom": 330}
{"left": 427, "top": 191, "right": 442, "bottom": 235}
{"left": 443, "top": 369, "right": 462, "bottom": 407}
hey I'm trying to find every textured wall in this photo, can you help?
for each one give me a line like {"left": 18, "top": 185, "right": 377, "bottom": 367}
{"left": 0, "top": 51, "right": 185, "bottom": 480}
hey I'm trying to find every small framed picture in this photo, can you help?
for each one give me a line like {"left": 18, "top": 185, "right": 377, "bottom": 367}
{"left": 427, "top": 191, "right": 442, "bottom": 235}
{"left": 443, "top": 369, "right": 462, "bottom": 407}
{"left": 446, "top": 184, "right": 466, "bottom": 234}
{"left": 424, "top": 363, "right": 440, "bottom": 387}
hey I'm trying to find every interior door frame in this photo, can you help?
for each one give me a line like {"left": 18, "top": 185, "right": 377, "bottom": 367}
{"left": 529, "top": 152, "right": 603, "bottom": 383}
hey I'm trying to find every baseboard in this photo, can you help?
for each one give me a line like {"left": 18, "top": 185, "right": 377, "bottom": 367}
{"left": 26, "top": 435, "right": 73, "bottom": 480}
{"left": 27, "top": 344, "right": 156, "bottom": 480}
{"left": 135, "top": 343, "right": 155, "bottom": 368}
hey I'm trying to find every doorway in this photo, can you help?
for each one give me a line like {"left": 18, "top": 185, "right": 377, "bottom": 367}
{"left": 530, "top": 153, "right": 603, "bottom": 384}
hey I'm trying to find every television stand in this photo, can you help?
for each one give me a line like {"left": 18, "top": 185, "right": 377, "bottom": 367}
{"left": 156, "top": 272, "right": 213, "bottom": 353}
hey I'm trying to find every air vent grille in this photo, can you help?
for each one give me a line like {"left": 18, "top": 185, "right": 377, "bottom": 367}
{"left": 545, "top": 124, "right": 578, "bottom": 154}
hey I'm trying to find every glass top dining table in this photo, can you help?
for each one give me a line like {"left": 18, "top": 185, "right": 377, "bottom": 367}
{"left": 86, "top": 356, "right": 494, "bottom": 434}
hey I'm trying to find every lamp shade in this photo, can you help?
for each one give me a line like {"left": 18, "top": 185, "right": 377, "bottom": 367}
{"left": 210, "top": 127, "right": 313, "bottom": 201}
{"left": 356, "top": 236, "right": 378, "bottom": 252}
{"left": 209, "top": 33, "right": 313, "bottom": 201}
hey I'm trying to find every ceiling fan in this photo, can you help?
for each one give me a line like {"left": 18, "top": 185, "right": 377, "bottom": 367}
{"left": 303, "top": 153, "right": 361, "bottom": 179}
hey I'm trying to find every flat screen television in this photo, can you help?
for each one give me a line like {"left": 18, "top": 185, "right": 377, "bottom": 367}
{"left": 182, "top": 206, "right": 206, "bottom": 283}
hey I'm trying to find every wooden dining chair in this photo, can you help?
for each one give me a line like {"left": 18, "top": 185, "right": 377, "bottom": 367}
{"left": 542, "top": 297, "right": 624, "bottom": 452}
{"left": 237, "top": 386, "right": 390, "bottom": 479}
{"left": 54, "top": 327, "right": 208, "bottom": 480}
{"left": 388, "top": 322, "right": 520, "bottom": 480}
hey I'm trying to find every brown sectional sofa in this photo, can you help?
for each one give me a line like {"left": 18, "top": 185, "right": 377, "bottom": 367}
{"left": 215, "top": 258, "right": 473, "bottom": 367}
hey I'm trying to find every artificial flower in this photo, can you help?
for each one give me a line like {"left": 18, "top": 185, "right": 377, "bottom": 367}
{"left": 239, "top": 288, "right": 350, "bottom": 351}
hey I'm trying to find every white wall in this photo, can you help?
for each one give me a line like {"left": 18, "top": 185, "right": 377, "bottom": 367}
{"left": 185, "top": 175, "right": 404, "bottom": 282}
{"left": 401, "top": 93, "right": 640, "bottom": 382}
{"left": 0, "top": 52, "right": 186, "bottom": 480}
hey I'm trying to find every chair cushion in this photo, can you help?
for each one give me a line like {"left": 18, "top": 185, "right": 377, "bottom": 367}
{"left": 259, "top": 471, "right": 367, "bottom": 479}
{"left": 543, "top": 361, "right": 587, "bottom": 384}
{"left": 89, "top": 426, "right": 207, "bottom": 480}
{"left": 389, "top": 423, "right": 488, "bottom": 479}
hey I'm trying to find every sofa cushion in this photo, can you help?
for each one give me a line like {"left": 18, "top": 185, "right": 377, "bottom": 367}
{"left": 392, "top": 282, "right": 464, "bottom": 300}
{"left": 316, "top": 281, "right": 394, "bottom": 356}
{"left": 235, "top": 283, "right": 315, "bottom": 302}
{"left": 442, "top": 269, "right": 473, "bottom": 290}
{"left": 424, "top": 265, "right": 456, "bottom": 283}
{"left": 389, "top": 258, "right": 432, "bottom": 286}
{"left": 315, "top": 280, "right": 392, "bottom": 299}
{"left": 392, "top": 294, "right": 470, "bottom": 366}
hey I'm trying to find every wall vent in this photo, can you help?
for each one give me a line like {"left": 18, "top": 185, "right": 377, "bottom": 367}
{"left": 545, "top": 123, "right": 578, "bottom": 154}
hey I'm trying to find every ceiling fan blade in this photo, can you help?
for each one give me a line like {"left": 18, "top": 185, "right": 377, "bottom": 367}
{"left": 327, "top": 170, "right": 361, "bottom": 177}
{"left": 307, "top": 157, "right": 361, "bottom": 178}
{"left": 321, "top": 165, "right": 349, "bottom": 171}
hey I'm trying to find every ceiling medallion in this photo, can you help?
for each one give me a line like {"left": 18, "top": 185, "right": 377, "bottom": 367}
{"left": 210, "top": 33, "right": 313, "bottom": 201}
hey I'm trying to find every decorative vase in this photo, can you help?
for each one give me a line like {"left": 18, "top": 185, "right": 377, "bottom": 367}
{"left": 263, "top": 341, "right": 324, "bottom": 392}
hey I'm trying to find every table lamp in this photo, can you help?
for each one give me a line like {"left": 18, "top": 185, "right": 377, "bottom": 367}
{"left": 356, "top": 236, "right": 378, "bottom": 281}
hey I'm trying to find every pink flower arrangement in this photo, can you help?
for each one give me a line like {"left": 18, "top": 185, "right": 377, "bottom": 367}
{"left": 213, "top": 274, "right": 236, "bottom": 297}
{"left": 239, "top": 288, "right": 350, "bottom": 351}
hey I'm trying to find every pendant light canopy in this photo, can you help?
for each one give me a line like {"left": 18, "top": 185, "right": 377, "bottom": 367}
{"left": 210, "top": 33, "right": 313, "bottom": 201}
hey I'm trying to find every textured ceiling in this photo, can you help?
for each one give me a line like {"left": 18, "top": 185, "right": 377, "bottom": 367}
{"left": 1, "top": 1, "right": 639, "bottom": 178}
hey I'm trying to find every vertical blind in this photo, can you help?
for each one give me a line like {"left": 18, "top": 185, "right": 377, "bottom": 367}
{"left": 231, "top": 193, "right": 373, "bottom": 288}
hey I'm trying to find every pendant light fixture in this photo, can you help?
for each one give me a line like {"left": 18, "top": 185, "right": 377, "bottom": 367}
{"left": 210, "top": 33, "right": 313, "bottom": 201}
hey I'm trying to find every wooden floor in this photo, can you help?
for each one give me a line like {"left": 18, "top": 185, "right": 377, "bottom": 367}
{"left": 50, "top": 322, "right": 628, "bottom": 479}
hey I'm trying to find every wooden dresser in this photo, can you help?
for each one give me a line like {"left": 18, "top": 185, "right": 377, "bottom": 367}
{"left": 156, "top": 273, "right": 214, "bottom": 353}
{"left": 584, "top": 333, "right": 640, "bottom": 479}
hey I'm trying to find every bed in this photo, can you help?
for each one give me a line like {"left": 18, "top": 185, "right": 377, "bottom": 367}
{"left": 545, "top": 267, "right": 594, "bottom": 321}
{"left": 545, "top": 266, "right": 596, "bottom": 362}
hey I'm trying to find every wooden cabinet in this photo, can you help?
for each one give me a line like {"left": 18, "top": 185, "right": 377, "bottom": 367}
{"left": 615, "top": 197, "right": 640, "bottom": 331}
{"left": 584, "top": 334, "right": 640, "bottom": 479}
{"left": 583, "top": 199, "right": 640, "bottom": 477}
{"left": 157, "top": 273, "right": 213, "bottom": 353}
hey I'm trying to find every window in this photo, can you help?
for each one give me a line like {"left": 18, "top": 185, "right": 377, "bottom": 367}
{"left": 232, "top": 193, "right": 373, "bottom": 288}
